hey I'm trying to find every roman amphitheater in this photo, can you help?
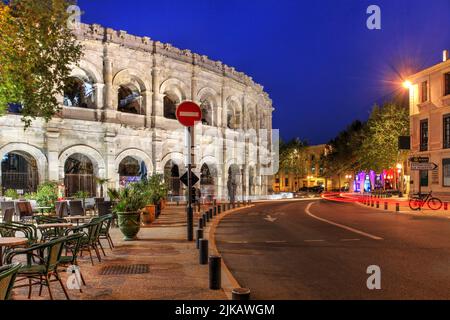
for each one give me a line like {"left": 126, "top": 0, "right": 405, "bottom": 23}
{"left": 0, "top": 24, "right": 274, "bottom": 201}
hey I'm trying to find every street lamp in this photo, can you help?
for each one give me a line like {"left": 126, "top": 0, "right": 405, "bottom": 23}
{"left": 396, "top": 163, "right": 404, "bottom": 197}
{"left": 403, "top": 80, "right": 412, "bottom": 89}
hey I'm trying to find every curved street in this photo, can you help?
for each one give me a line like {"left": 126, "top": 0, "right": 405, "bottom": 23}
{"left": 215, "top": 199, "right": 450, "bottom": 299}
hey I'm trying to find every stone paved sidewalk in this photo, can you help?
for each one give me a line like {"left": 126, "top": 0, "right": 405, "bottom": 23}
{"left": 12, "top": 204, "right": 227, "bottom": 300}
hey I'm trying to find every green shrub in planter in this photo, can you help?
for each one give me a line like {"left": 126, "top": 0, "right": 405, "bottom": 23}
{"left": 4, "top": 189, "right": 19, "bottom": 199}
{"left": 108, "top": 184, "right": 149, "bottom": 241}
{"left": 35, "top": 182, "right": 58, "bottom": 212}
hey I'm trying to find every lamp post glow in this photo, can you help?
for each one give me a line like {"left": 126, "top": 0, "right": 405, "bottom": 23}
{"left": 403, "top": 80, "right": 412, "bottom": 89}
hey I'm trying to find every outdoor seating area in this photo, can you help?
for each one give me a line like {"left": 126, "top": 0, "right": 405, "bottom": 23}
{"left": 0, "top": 199, "right": 116, "bottom": 300}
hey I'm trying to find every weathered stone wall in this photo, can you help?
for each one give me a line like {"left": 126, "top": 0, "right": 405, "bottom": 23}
{"left": 0, "top": 24, "right": 274, "bottom": 200}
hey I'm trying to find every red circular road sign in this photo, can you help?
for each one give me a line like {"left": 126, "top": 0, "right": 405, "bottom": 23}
{"left": 176, "top": 101, "right": 202, "bottom": 127}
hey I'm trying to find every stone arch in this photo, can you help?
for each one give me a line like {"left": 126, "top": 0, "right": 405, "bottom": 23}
{"left": 113, "top": 69, "right": 148, "bottom": 92}
{"left": 246, "top": 104, "right": 258, "bottom": 130}
{"left": 113, "top": 69, "right": 149, "bottom": 115}
{"left": 115, "top": 149, "right": 153, "bottom": 175}
{"left": 161, "top": 152, "right": 186, "bottom": 198}
{"left": 159, "top": 78, "right": 189, "bottom": 102}
{"left": 226, "top": 162, "right": 242, "bottom": 202}
{"left": 58, "top": 145, "right": 106, "bottom": 180}
{"left": 160, "top": 152, "right": 185, "bottom": 173}
{"left": 74, "top": 59, "right": 103, "bottom": 84}
{"left": 0, "top": 143, "right": 48, "bottom": 184}
{"left": 248, "top": 164, "right": 256, "bottom": 197}
{"left": 198, "top": 87, "right": 219, "bottom": 126}
{"left": 225, "top": 96, "right": 242, "bottom": 129}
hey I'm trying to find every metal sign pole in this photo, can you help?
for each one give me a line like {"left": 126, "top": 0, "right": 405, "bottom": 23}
{"left": 186, "top": 126, "right": 194, "bottom": 241}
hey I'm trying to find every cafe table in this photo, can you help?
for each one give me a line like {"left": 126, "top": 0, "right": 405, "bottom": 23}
{"left": 34, "top": 206, "right": 52, "bottom": 214}
{"left": 37, "top": 223, "right": 73, "bottom": 238}
{"left": 64, "top": 216, "right": 92, "bottom": 226}
{"left": 0, "top": 237, "right": 28, "bottom": 266}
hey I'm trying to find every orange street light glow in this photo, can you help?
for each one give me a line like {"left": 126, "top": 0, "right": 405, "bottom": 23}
{"left": 403, "top": 80, "right": 412, "bottom": 89}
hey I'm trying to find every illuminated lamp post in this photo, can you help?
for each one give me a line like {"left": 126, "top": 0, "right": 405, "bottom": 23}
{"left": 345, "top": 174, "right": 353, "bottom": 192}
{"left": 396, "top": 163, "right": 404, "bottom": 197}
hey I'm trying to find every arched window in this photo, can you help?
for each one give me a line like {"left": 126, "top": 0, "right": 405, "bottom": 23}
{"left": 1, "top": 151, "right": 39, "bottom": 193}
{"left": 227, "top": 109, "right": 241, "bottom": 129}
{"left": 200, "top": 164, "right": 214, "bottom": 185}
{"left": 119, "top": 156, "right": 141, "bottom": 187}
{"left": 248, "top": 166, "right": 256, "bottom": 196}
{"left": 63, "top": 76, "right": 95, "bottom": 108}
{"left": 64, "top": 154, "right": 96, "bottom": 197}
{"left": 227, "top": 164, "right": 240, "bottom": 202}
{"left": 164, "top": 161, "right": 182, "bottom": 196}
{"left": 164, "top": 95, "right": 178, "bottom": 120}
{"left": 118, "top": 85, "right": 142, "bottom": 114}
{"left": 200, "top": 100, "right": 213, "bottom": 126}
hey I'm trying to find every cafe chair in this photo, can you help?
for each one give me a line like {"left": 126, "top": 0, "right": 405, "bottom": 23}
{"left": 5, "top": 237, "right": 71, "bottom": 300}
{"left": 0, "top": 262, "right": 22, "bottom": 300}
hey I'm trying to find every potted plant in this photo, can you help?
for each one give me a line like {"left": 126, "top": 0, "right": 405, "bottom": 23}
{"left": 35, "top": 182, "right": 59, "bottom": 213}
{"left": 74, "top": 190, "right": 90, "bottom": 209}
{"left": 95, "top": 177, "right": 110, "bottom": 198}
{"left": 4, "top": 189, "right": 19, "bottom": 200}
{"left": 108, "top": 184, "right": 148, "bottom": 241}
{"left": 141, "top": 174, "right": 168, "bottom": 224}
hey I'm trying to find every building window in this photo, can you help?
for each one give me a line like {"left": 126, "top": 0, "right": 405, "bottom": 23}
{"left": 420, "top": 170, "right": 428, "bottom": 187}
{"left": 445, "top": 73, "right": 450, "bottom": 96}
{"left": 118, "top": 85, "right": 141, "bottom": 114}
{"left": 163, "top": 96, "right": 177, "bottom": 120}
{"left": 444, "top": 115, "right": 450, "bottom": 149}
{"left": 443, "top": 159, "right": 450, "bottom": 187}
{"left": 275, "top": 178, "right": 280, "bottom": 184}
{"left": 420, "top": 119, "right": 428, "bottom": 151}
{"left": 421, "top": 81, "right": 428, "bottom": 103}
{"left": 285, "top": 178, "right": 289, "bottom": 186}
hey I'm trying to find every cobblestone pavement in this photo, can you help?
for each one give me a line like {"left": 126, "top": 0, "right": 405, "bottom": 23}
{"left": 11, "top": 205, "right": 227, "bottom": 300}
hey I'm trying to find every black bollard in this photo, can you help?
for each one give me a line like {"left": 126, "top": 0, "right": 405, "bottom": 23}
{"left": 199, "top": 239, "right": 209, "bottom": 265}
{"left": 232, "top": 288, "right": 251, "bottom": 300}
{"left": 384, "top": 202, "right": 388, "bottom": 210}
{"left": 203, "top": 212, "right": 209, "bottom": 223}
{"left": 196, "top": 229, "right": 204, "bottom": 249}
{"left": 218, "top": 205, "right": 222, "bottom": 214}
{"left": 376, "top": 201, "right": 379, "bottom": 209}
{"left": 199, "top": 217, "right": 204, "bottom": 229}
{"left": 209, "top": 255, "right": 222, "bottom": 290}
{"left": 396, "top": 203, "right": 400, "bottom": 212}
{"left": 213, "top": 206, "right": 217, "bottom": 216}
{"left": 209, "top": 208, "right": 213, "bottom": 219}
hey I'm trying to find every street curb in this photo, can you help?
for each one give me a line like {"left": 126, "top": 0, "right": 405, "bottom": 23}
{"left": 206, "top": 204, "right": 255, "bottom": 300}
{"left": 335, "top": 193, "right": 450, "bottom": 218}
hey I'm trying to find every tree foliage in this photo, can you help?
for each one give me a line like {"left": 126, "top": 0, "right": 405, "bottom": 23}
{"left": 279, "top": 137, "right": 309, "bottom": 176}
{"left": 359, "top": 103, "right": 409, "bottom": 172}
{"left": 0, "top": 0, "right": 83, "bottom": 126}
{"left": 323, "top": 102, "right": 409, "bottom": 176}
{"left": 323, "top": 120, "right": 365, "bottom": 178}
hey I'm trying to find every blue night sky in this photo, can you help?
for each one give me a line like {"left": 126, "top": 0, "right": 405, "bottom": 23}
{"left": 78, "top": 0, "right": 450, "bottom": 144}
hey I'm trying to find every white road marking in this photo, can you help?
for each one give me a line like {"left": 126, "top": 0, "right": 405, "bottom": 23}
{"left": 305, "top": 202, "right": 383, "bottom": 240}
{"left": 264, "top": 215, "right": 278, "bottom": 222}
{"left": 265, "top": 240, "right": 287, "bottom": 244}
{"left": 226, "top": 241, "right": 248, "bottom": 244}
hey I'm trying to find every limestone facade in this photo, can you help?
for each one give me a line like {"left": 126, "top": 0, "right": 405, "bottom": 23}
{"left": 0, "top": 24, "right": 274, "bottom": 201}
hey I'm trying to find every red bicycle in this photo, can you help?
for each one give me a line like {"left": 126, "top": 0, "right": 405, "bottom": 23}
{"left": 409, "top": 191, "right": 442, "bottom": 211}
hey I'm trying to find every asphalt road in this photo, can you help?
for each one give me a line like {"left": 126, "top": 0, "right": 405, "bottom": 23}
{"left": 215, "top": 199, "right": 450, "bottom": 299}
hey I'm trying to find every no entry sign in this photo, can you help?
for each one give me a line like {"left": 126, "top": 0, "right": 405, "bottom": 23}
{"left": 176, "top": 101, "right": 202, "bottom": 127}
